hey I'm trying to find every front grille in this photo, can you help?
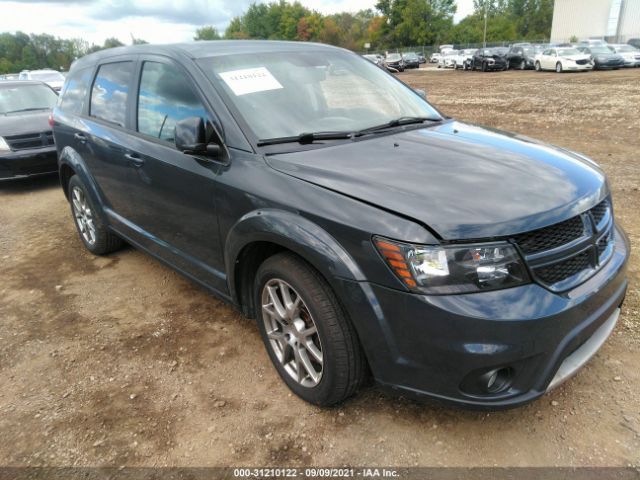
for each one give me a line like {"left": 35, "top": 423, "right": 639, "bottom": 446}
{"left": 535, "top": 251, "right": 592, "bottom": 284}
{"left": 576, "top": 59, "right": 588, "bottom": 65}
{"left": 513, "top": 215, "right": 585, "bottom": 255}
{"left": 512, "top": 197, "right": 613, "bottom": 290}
{"left": 590, "top": 198, "right": 609, "bottom": 226}
{"left": 4, "top": 131, "right": 54, "bottom": 151}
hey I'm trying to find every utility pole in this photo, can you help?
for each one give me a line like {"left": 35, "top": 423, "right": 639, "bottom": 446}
{"left": 483, "top": 0, "right": 489, "bottom": 47}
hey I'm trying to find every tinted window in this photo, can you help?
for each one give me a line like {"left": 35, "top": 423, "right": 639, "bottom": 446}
{"left": 137, "top": 62, "right": 208, "bottom": 143}
{"left": 59, "top": 67, "right": 92, "bottom": 114}
{"left": 90, "top": 62, "right": 133, "bottom": 127}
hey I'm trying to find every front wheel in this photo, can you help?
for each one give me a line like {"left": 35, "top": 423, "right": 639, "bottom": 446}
{"left": 520, "top": 60, "right": 526, "bottom": 70}
{"left": 255, "top": 253, "right": 366, "bottom": 406}
{"left": 535, "top": 61, "right": 541, "bottom": 71}
{"left": 482, "top": 62, "right": 487, "bottom": 72}
{"left": 556, "top": 62, "right": 563, "bottom": 73}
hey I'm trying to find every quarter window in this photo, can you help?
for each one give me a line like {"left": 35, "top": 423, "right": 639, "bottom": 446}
{"left": 59, "top": 66, "right": 93, "bottom": 114}
{"left": 90, "top": 61, "right": 133, "bottom": 127}
{"left": 137, "top": 62, "right": 208, "bottom": 143}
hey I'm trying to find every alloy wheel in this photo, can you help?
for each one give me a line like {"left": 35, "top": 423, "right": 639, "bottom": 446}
{"left": 71, "top": 186, "right": 96, "bottom": 245}
{"left": 261, "top": 278, "right": 323, "bottom": 388}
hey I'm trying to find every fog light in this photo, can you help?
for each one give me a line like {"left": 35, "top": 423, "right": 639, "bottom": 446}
{"left": 479, "top": 368, "right": 512, "bottom": 394}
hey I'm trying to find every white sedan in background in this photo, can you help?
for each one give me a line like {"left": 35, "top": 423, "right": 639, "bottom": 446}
{"left": 534, "top": 47, "right": 593, "bottom": 73}
{"left": 430, "top": 52, "right": 441, "bottom": 63}
{"left": 438, "top": 50, "right": 458, "bottom": 69}
{"left": 608, "top": 44, "right": 640, "bottom": 67}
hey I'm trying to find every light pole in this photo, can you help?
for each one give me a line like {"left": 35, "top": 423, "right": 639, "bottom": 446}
{"left": 483, "top": 0, "right": 489, "bottom": 48}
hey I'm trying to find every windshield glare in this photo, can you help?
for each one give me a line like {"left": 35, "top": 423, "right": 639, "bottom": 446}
{"left": 0, "top": 84, "right": 58, "bottom": 113}
{"left": 30, "top": 71, "right": 65, "bottom": 82}
{"left": 590, "top": 47, "right": 611, "bottom": 54}
{"left": 198, "top": 50, "right": 441, "bottom": 141}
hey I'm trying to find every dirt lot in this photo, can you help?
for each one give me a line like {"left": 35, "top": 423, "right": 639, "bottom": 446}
{"left": 1, "top": 67, "right": 639, "bottom": 469}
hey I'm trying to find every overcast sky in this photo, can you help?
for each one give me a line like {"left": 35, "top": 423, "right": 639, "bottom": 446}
{"left": 0, "top": 0, "right": 475, "bottom": 45}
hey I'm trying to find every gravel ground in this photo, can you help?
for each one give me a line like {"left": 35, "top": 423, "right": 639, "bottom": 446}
{"left": 0, "top": 66, "right": 639, "bottom": 468}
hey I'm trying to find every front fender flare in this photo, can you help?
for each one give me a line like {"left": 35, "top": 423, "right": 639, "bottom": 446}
{"left": 225, "top": 208, "right": 366, "bottom": 304}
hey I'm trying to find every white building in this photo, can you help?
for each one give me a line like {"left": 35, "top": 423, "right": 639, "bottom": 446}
{"left": 551, "top": 0, "right": 640, "bottom": 43}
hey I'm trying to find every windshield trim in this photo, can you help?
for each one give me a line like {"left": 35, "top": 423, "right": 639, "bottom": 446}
{"left": 196, "top": 48, "right": 445, "bottom": 153}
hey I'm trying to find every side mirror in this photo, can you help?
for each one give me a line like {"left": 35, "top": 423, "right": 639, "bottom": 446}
{"left": 174, "top": 116, "right": 221, "bottom": 157}
{"left": 415, "top": 88, "right": 427, "bottom": 99}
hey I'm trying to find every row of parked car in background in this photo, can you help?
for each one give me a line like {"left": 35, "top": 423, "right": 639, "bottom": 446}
{"left": 428, "top": 38, "right": 640, "bottom": 73}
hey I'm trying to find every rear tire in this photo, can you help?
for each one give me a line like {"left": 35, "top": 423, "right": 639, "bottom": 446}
{"left": 68, "top": 175, "right": 124, "bottom": 255}
{"left": 520, "top": 60, "right": 526, "bottom": 70}
{"left": 482, "top": 62, "right": 487, "bottom": 72}
{"left": 535, "top": 61, "right": 541, "bottom": 71}
{"left": 556, "top": 62, "right": 563, "bottom": 73}
{"left": 255, "top": 253, "right": 366, "bottom": 406}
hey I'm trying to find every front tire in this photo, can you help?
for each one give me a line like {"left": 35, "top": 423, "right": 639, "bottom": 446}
{"left": 556, "top": 62, "right": 563, "bottom": 73}
{"left": 68, "top": 175, "right": 124, "bottom": 255}
{"left": 520, "top": 60, "right": 526, "bottom": 70}
{"left": 535, "top": 61, "right": 541, "bottom": 71}
{"left": 255, "top": 253, "right": 366, "bottom": 406}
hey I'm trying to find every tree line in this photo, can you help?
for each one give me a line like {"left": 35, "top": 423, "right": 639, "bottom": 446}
{"left": 0, "top": 0, "right": 553, "bottom": 74}
{"left": 196, "top": 0, "right": 553, "bottom": 50}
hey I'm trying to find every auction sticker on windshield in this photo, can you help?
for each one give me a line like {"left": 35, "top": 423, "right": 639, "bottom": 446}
{"left": 219, "top": 67, "right": 283, "bottom": 96}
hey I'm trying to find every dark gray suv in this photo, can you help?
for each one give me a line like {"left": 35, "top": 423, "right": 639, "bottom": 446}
{"left": 52, "top": 41, "right": 629, "bottom": 408}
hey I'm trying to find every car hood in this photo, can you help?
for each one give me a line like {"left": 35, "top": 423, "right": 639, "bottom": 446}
{"left": 266, "top": 121, "right": 607, "bottom": 240}
{"left": 594, "top": 53, "right": 623, "bottom": 61}
{"left": 562, "top": 54, "right": 591, "bottom": 61}
{"left": 0, "top": 109, "right": 51, "bottom": 136}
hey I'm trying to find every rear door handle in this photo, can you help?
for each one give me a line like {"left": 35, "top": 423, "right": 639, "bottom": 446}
{"left": 74, "top": 133, "right": 87, "bottom": 143}
{"left": 124, "top": 153, "right": 145, "bottom": 167}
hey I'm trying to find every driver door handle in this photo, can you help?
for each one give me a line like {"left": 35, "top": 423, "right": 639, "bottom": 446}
{"left": 125, "top": 153, "right": 145, "bottom": 167}
{"left": 74, "top": 133, "right": 87, "bottom": 143}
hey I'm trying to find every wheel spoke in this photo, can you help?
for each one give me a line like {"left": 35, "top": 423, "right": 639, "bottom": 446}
{"left": 303, "top": 340, "right": 323, "bottom": 363}
{"left": 297, "top": 346, "right": 320, "bottom": 383}
{"left": 267, "top": 285, "right": 287, "bottom": 321}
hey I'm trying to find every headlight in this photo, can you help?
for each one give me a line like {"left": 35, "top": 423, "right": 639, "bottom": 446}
{"left": 374, "top": 237, "right": 530, "bottom": 294}
{"left": 0, "top": 136, "right": 11, "bottom": 152}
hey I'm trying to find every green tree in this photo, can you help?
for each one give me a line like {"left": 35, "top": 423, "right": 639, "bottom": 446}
{"left": 194, "top": 26, "right": 222, "bottom": 40}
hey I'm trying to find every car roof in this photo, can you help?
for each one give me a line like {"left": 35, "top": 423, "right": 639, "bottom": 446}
{"left": 72, "top": 40, "right": 344, "bottom": 69}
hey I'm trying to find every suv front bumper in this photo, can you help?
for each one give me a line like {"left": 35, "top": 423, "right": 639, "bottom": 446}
{"left": 337, "top": 224, "right": 629, "bottom": 409}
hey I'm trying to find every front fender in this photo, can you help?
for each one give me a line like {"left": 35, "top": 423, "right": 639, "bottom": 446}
{"left": 225, "top": 209, "right": 366, "bottom": 304}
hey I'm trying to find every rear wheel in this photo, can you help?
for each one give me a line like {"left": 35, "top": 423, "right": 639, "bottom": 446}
{"left": 482, "top": 62, "right": 487, "bottom": 72}
{"left": 535, "top": 61, "right": 541, "bottom": 71}
{"left": 68, "top": 175, "right": 123, "bottom": 255}
{"left": 255, "top": 253, "right": 366, "bottom": 406}
{"left": 520, "top": 60, "right": 526, "bottom": 70}
{"left": 556, "top": 62, "right": 563, "bottom": 73}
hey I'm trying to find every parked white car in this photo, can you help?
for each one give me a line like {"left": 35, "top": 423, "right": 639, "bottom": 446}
{"left": 456, "top": 49, "right": 476, "bottom": 70}
{"left": 608, "top": 44, "right": 640, "bottom": 67}
{"left": 438, "top": 49, "right": 458, "bottom": 69}
{"left": 430, "top": 52, "right": 441, "bottom": 63}
{"left": 18, "top": 69, "right": 65, "bottom": 91}
{"left": 534, "top": 47, "right": 593, "bottom": 73}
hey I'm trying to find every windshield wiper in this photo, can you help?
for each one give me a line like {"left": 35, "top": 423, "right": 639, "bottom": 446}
{"left": 355, "top": 116, "right": 442, "bottom": 136}
{"left": 3, "top": 107, "right": 50, "bottom": 114}
{"left": 257, "top": 131, "right": 353, "bottom": 146}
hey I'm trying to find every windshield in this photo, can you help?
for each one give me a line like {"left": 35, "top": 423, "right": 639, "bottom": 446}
{"left": 404, "top": 53, "right": 418, "bottom": 59}
{"left": 0, "top": 84, "right": 58, "bottom": 114}
{"left": 386, "top": 54, "right": 401, "bottom": 61}
{"left": 198, "top": 50, "right": 441, "bottom": 141}
{"left": 29, "top": 71, "right": 65, "bottom": 82}
{"left": 558, "top": 48, "right": 581, "bottom": 56}
{"left": 590, "top": 47, "right": 612, "bottom": 54}
{"left": 616, "top": 45, "right": 636, "bottom": 52}
{"left": 523, "top": 47, "right": 535, "bottom": 55}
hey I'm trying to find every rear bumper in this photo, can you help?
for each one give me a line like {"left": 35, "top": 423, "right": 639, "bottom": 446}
{"left": 337, "top": 224, "right": 629, "bottom": 409}
{"left": 0, "top": 147, "right": 57, "bottom": 181}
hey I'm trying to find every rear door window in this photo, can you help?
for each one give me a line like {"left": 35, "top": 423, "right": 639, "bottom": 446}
{"left": 137, "top": 61, "right": 208, "bottom": 143}
{"left": 90, "top": 61, "right": 134, "bottom": 127}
